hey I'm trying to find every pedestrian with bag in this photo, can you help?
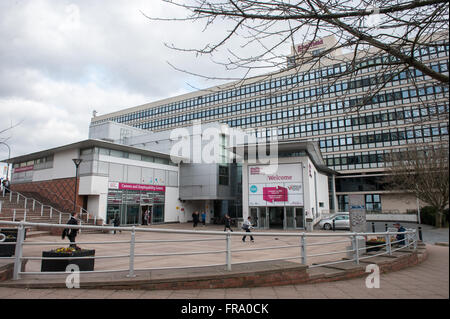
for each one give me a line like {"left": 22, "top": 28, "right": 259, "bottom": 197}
{"left": 224, "top": 214, "right": 233, "bottom": 232}
{"left": 62, "top": 212, "right": 80, "bottom": 249}
{"left": 241, "top": 216, "right": 254, "bottom": 242}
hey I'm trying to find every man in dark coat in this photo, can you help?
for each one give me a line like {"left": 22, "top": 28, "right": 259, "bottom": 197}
{"left": 63, "top": 212, "right": 80, "bottom": 249}
{"left": 394, "top": 222, "right": 406, "bottom": 246}
{"left": 224, "top": 214, "right": 233, "bottom": 232}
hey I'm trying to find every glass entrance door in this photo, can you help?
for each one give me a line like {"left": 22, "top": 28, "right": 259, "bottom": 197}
{"left": 285, "top": 207, "right": 295, "bottom": 229}
{"left": 250, "top": 207, "right": 258, "bottom": 228}
{"left": 258, "top": 207, "right": 269, "bottom": 229}
{"left": 268, "top": 207, "right": 284, "bottom": 229}
{"left": 295, "top": 207, "right": 305, "bottom": 229}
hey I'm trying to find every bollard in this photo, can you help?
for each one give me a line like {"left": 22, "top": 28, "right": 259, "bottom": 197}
{"left": 40, "top": 205, "right": 43, "bottom": 217}
{"left": 385, "top": 223, "right": 388, "bottom": 231}
{"left": 418, "top": 227, "right": 423, "bottom": 241}
{"left": 33, "top": 200, "right": 35, "bottom": 211}
{"left": 0, "top": 200, "right": 2, "bottom": 213}
{"left": 13, "top": 209, "right": 16, "bottom": 222}
{"left": 332, "top": 219, "right": 335, "bottom": 231}
{"left": 23, "top": 210, "right": 27, "bottom": 222}
{"left": 372, "top": 222, "right": 375, "bottom": 233}
{"left": 50, "top": 207, "right": 53, "bottom": 218}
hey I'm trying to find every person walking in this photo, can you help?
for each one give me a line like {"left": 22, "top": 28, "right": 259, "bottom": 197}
{"left": 143, "top": 209, "right": 149, "bottom": 225}
{"left": 2, "top": 178, "right": 10, "bottom": 194}
{"left": 63, "top": 212, "right": 80, "bottom": 249}
{"left": 201, "top": 211, "right": 206, "bottom": 226}
{"left": 113, "top": 214, "right": 121, "bottom": 234}
{"left": 192, "top": 211, "right": 199, "bottom": 227}
{"left": 242, "top": 216, "right": 254, "bottom": 242}
{"left": 224, "top": 214, "right": 233, "bottom": 232}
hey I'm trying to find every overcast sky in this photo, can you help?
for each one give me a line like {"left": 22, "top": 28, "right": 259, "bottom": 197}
{"left": 0, "top": 0, "right": 295, "bottom": 160}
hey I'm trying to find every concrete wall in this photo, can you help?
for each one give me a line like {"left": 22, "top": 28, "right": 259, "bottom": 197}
{"left": 381, "top": 193, "right": 421, "bottom": 213}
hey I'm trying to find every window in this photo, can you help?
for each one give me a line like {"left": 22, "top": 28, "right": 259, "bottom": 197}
{"left": 219, "top": 165, "right": 229, "bottom": 185}
{"left": 365, "top": 194, "right": 381, "bottom": 211}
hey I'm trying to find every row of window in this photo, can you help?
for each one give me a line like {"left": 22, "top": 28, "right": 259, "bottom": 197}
{"left": 80, "top": 147, "right": 177, "bottom": 166}
{"left": 93, "top": 42, "right": 448, "bottom": 126}
{"left": 319, "top": 125, "right": 448, "bottom": 150}
{"left": 137, "top": 84, "right": 448, "bottom": 130}
{"left": 12, "top": 156, "right": 54, "bottom": 169}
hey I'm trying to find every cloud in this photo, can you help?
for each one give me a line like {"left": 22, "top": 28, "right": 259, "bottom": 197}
{"left": 0, "top": 0, "right": 273, "bottom": 159}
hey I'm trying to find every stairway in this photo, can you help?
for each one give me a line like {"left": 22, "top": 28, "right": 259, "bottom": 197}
{"left": 0, "top": 191, "right": 103, "bottom": 236}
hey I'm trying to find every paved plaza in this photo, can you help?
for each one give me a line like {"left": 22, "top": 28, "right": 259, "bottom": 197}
{"left": 0, "top": 223, "right": 448, "bottom": 299}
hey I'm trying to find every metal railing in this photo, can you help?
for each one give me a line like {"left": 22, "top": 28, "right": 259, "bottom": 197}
{"left": 32, "top": 184, "right": 97, "bottom": 224}
{"left": 1, "top": 187, "right": 74, "bottom": 225}
{"left": 0, "top": 220, "right": 419, "bottom": 281}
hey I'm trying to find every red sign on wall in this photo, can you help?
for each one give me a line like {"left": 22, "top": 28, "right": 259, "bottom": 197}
{"left": 263, "top": 186, "right": 288, "bottom": 203}
{"left": 13, "top": 165, "right": 34, "bottom": 173}
{"left": 118, "top": 183, "right": 165, "bottom": 192}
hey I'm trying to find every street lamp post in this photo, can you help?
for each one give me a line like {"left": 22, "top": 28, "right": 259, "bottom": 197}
{"left": 0, "top": 142, "right": 11, "bottom": 180}
{"left": 72, "top": 158, "right": 83, "bottom": 214}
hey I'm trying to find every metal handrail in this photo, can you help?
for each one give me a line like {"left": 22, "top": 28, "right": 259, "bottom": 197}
{"left": 0, "top": 221, "right": 418, "bottom": 280}
{"left": 32, "top": 184, "right": 95, "bottom": 223}
{"left": 1, "top": 187, "right": 73, "bottom": 224}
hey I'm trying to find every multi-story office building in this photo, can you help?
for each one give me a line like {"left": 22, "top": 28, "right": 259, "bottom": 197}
{"left": 91, "top": 33, "right": 449, "bottom": 217}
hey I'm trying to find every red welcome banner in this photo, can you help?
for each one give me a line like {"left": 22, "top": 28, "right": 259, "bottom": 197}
{"left": 13, "top": 165, "right": 34, "bottom": 173}
{"left": 263, "top": 186, "right": 288, "bottom": 202}
{"left": 118, "top": 183, "right": 165, "bottom": 192}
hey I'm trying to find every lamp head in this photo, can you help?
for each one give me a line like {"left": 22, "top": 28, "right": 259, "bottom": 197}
{"left": 72, "top": 158, "right": 83, "bottom": 167}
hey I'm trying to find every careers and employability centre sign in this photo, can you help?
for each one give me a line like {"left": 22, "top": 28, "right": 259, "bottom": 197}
{"left": 109, "top": 182, "right": 165, "bottom": 192}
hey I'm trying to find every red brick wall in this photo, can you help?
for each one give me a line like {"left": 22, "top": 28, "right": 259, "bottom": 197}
{"left": 11, "top": 178, "right": 84, "bottom": 213}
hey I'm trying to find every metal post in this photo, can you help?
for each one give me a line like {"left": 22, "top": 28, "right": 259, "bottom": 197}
{"left": 40, "top": 204, "right": 43, "bottom": 217}
{"left": 24, "top": 198, "right": 27, "bottom": 210}
{"left": 386, "top": 233, "right": 392, "bottom": 255}
{"left": 301, "top": 234, "right": 307, "bottom": 265}
{"left": 17, "top": 193, "right": 20, "bottom": 204}
{"left": 9, "top": 190, "right": 12, "bottom": 202}
{"left": 418, "top": 227, "right": 423, "bottom": 241}
{"left": 413, "top": 230, "right": 417, "bottom": 250}
{"left": 371, "top": 222, "right": 375, "bottom": 232}
{"left": 79, "top": 220, "right": 82, "bottom": 234}
{"left": 59, "top": 213, "right": 62, "bottom": 224}
{"left": 0, "top": 200, "right": 2, "bottom": 213}
{"left": 32, "top": 200, "right": 35, "bottom": 211}
{"left": 332, "top": 219, "right": 335, "bottom": 231}
{"left": 94, "top": 215, "right": 97, "bottom": 225}
{"left": 385, "top": 223, "right": 388, "bottom": 231}
{"left": 353, "top": 235, "right": 359, "bottom": 264}
{"left": 50, "top": 207, "right": 53, "bottom": 218}
{"left": 23, "top": 210, "right": 27, "bottom": 222}
{"left": 226, "top": 231, "right": 232, "bottom": 271}
{"left": 13, "top": 223, "right": 25, "bottom": 280}
{"left": 127, "top": 227, "right": 136, "bottom": 278}
{"left": 13, "top": 209, "right": 16, "bottom": 222}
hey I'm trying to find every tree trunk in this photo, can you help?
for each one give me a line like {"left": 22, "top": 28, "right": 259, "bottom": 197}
{"left": 435, "top": 210, "right": 443, "bottom": 228}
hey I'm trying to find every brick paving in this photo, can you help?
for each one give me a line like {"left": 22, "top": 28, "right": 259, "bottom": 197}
{"left": 0, "top": 223, "right": 447, "bottom": 299}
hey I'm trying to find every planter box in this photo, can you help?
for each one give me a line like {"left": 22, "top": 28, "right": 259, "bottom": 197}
{"left": 41, "top": 249, "right": 95, "bottom": 272}
{"left": 0, "top": 228, "right": 28, "bottom": 257}
{"left": 0, "top": 238, "right": 16, "bottom": 257}
{"left": 366, "top": 241, "right": 384, "bottom": 252}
